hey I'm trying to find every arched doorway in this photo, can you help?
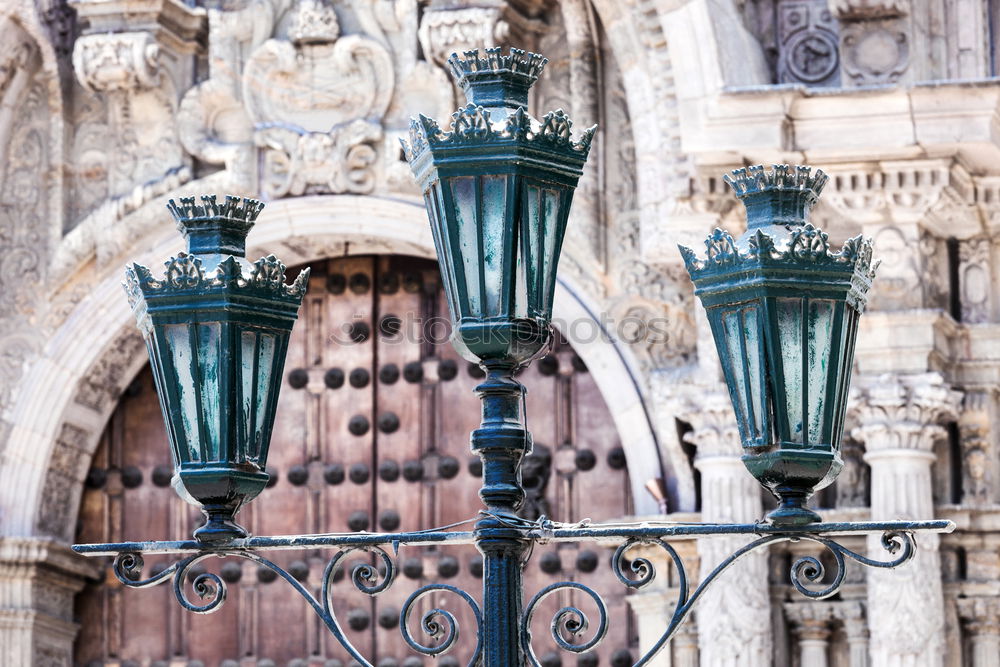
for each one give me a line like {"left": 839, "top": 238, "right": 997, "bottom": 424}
{"left": 75, "top": 254, "right": 640, "bottom": 666}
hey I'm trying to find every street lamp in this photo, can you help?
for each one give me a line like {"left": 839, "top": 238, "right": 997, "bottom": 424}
{"left": 75, "top": 48, "right": 950, "bottom": 667}
{"left": 678, "top": 165, "right": 877, "bottom": 525}
{"left": 123, "top": 195, "right": 309, "bottom": 543}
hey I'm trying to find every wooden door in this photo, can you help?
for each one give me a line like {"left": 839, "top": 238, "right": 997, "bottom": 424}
{"left": 75, "top": 255, "right": 639, "bottom": 667}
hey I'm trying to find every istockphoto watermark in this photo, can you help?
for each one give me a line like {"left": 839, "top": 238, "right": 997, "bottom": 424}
{"left": 328, "top": 312, "right": 672, "bottom": 348}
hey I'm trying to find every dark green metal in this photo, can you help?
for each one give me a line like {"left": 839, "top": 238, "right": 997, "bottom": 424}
{"left": 402, "top": 47, "right": 596, "bottom": 366}
{"left": 402, "top": 46, "right": 596, "bottom": 666}
{"left": 123, "top": 195, "right": 309, "bottom": 543}
{"left": 679, "top": 165, "right": 878, "bottom": 526}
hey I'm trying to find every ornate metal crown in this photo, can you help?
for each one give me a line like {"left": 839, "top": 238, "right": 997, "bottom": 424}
{"left": 723, "top": 164, "right": 829, "bottom": 198}
{"left": 447, "top": 47, "right": 548, "bottom": 84}
{"left": 167, "top": 195, "right": 265, "bottom": 226}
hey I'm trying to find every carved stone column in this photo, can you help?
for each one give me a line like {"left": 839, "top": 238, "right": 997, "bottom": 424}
{"left": 673, "top": 621, "right": 700, "bottom": 667}
{"left": 676, "top": 389, "right": 772, "bottom": 667}
{"left": 784, "top": 602, "right": 835, "bottom": 667}
{"left": 0, "top": 538, "right": 98, "bottom": 666}
{"left": 626, "top": 587, "right": 674, "bottom": 667}
{"left": 832, "top": 600, "right": 870, "bottom": 667}
{"left": 956, "top": 598, "right": 1000, "bottom": 667}
{"left": 852, "top": 373, "right": 961, "bottom": 667}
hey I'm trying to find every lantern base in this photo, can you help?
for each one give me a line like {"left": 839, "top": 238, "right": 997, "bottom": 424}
{"left": 194, "top": 508, "right": 251, "bottom": 543}
{"left": 765, "top": 496, "right": 822, "bottom": 526}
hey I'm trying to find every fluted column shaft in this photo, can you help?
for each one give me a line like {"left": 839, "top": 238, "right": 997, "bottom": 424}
{"left": 852, "top": 373, "right": 961, "bottom": 667}
{"left": 678, "top": 390, "right": 772, "bottom": 667}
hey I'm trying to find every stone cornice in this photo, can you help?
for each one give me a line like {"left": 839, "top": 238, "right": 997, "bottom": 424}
{"left": 684, "top": 82, "right": 1000, "bottom": 172}
{"left": 855, "top": 309, "right": 961, "bottom": 377}
{"left": 0, "top": 537, "right": 100, "bottom": 581}
{"left": 71, "top": 0, "right": 207, "bottom": 52}
{"left": 851, "top": 372, "right": 962, "bottom": 456}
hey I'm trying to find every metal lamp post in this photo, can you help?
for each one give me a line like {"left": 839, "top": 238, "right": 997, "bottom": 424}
{"left": 74, "top": 48, "right": 952, "bottom": 667}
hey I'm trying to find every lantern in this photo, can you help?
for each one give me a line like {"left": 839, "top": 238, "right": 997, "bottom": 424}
{"left": 123, "top": 195, "right": 309, "bottom": 542}
{"left": 679, "top": 165, "right": 878, "bottom": 525}
{"left": 402, "top": 47, "right": 596, "bottom": 366}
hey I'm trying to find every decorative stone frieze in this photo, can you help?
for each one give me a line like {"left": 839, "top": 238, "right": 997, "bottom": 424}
{"left": 828, "top": 0, "right": 909, "bottom": 19}
{"left": 417, "top": 2, "right": 544, "bottom": 69}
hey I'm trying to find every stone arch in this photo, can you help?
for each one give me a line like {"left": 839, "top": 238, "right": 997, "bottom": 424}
{"left": 1, "top": 191, "right": 687, "bottom": 542}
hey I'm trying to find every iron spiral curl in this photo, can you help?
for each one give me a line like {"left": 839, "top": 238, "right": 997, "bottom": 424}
{"left": 173, "top": 554, "right": 227, "bottom": 614}
{"left": 400, "top": 583, "right": 483, "bottom": 665}
{"left": 521, "top": 581, "right": 609, "bottom": 665}
{"left": 112, "top": 552, "right": 178, "bottom": 588}
{"left": 788, "top": 530, "right": 916, "bottom": 599}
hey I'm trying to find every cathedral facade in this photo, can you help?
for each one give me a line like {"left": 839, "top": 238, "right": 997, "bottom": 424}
{"left": 0, "top": 0, "right": 998, "bottom": 665}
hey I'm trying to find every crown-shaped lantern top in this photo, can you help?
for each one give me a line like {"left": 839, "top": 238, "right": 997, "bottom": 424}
{"left": 448, "top": 47, "right": 547, "bottom": 113}
{"left": 167, "top": 194, "right": 265, "bottom": 257}
{"left": 724, "top": 164, "right": 829, "bottom": 228}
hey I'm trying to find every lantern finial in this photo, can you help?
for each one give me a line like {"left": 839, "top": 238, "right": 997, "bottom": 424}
{"left": 167, "top": 194, "right": 265, "bottom": 257}
{"left": 447, "top": 47, "right": 548, "bottom": 112}
{"left": 723, "top": 164, "right": 829, "bottom": 228}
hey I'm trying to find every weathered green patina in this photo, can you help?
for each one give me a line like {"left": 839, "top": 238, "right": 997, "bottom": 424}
{"left": 402, "top": 47, "right": 596, "bottom": 366}
{"left": 680, "top": 165, "right": 878, "bottom": 525}
{"left": 123, "top": 195, "right": 309, "bottom": 543}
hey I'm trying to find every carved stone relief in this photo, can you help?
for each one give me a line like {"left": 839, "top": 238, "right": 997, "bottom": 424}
{"left": 959, "top": 237, "right": 992, "bottom": 324}
{"left": 840, "top": 19, "right": 909, "bottom": 85}
{"left": 776, "top": 0, "right": 841, "bottom": 86}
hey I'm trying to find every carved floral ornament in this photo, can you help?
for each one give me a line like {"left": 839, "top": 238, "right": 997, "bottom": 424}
{"left": 73, "top": 32, "right": 161, "bottom": 92}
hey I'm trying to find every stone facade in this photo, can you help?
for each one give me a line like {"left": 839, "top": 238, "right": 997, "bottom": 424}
{"left": 0, "top": 0, "right": 998, "bottom": 664}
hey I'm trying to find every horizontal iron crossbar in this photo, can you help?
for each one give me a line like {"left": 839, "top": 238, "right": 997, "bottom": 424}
{"left": 71, "top": 518, "right": 954, "bottom": 556}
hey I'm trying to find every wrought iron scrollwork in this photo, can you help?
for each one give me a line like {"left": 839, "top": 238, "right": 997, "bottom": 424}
{"left": 89, "top": 521, "right": 940, "bottom": 667}
{"left": 521, "top": 581, "right": 608, "bottom": 666}
{"left": 521, "top": 528, "right": 920, "bottom": 666}
{"left": 401, "top": 583, "right": 484, "bottom": 665}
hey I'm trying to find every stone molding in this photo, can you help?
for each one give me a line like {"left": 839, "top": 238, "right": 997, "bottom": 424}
{"left": 852, "top": 372, "right": 962, "bottom": 459}
{"left": 0, "top": 537, "right": 99, "bottom": 667}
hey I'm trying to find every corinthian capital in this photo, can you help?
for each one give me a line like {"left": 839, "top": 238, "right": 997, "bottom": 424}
{"left": 956, "top": 597, "right": 1000, "bottom": 636}
{"left": 850, "top": 373, "right": 962, "bottom": 456}
{"left": 72, "top": 32, "right": 161, "bottom": 92}
{"left": 672, "top": 386, "right": 741, "bottom": 460}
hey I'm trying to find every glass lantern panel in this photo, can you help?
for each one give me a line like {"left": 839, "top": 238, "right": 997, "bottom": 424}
{"left": 196, "top": 323, "right": 221, "bottom": 461}
{"left": 164, "top": 323, "right": 202, "bottom": 462}
{"left": 742, "top": 305, "right": 766, "bottom": 443}
{"left": 425, "top": 190, "right": 460, "bottom": 322}
{"left": 540, "top": 188, "right": 564, "bottom": 318}
{"left": 721, "top": 309, "right": 750, "bottom": 435}
{"left": 480, "top": 175, "right": 511, "bottom": 317}
{"left": 241, "top": 330, "right": 277, "bottom": 462}
{"left": 775, "top": 297, "right": 804, "bottom": 445}
{"left": 805, "top": 300, "right": 835, "bottom": 446}
{"left": 447, "top": 176, "right": 484, "bottom": 317}
{"left": 522, "top": 183, "right": 543, "bottom": 318}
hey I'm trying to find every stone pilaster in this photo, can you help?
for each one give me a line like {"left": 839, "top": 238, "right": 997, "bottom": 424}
{"left": 673, "top": 621, "right": 700, "bottom": 667}
{"left": 784, "top": 602, "right": 836, "bottom": 667}
{"left": 626, "top": 588, "right": 674, "bottom": 667}
{"left": 852, "top": 373, "right": 962, "bottom": 667}
{"left": 956, "top": 598, "right": 1000, "bottom": 667}
{"left": 0, "top": 538, "right": 99, "bottom": 667}
{"left": 833, "top": 601, "right": 871, "bottom": 667}
{"left": 676, "top": 389, "right": 772, "bottom": 667}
